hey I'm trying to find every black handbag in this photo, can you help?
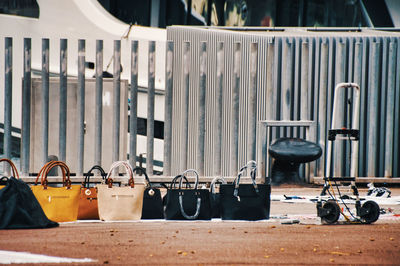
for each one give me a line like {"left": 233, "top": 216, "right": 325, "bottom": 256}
{"left": 210, "top": 177, "right": 227, "bottom": 218}
{"left": 0, "top": 158, "right": 58, "bottom": 229}
{"left": 220, "top": 161, "right": 271, "bottom": 220}
{"left": 133, "top": 167, "right": 164, "bottom": 219}
{"left": 164, "top": 169, "right": 211, "bottom": 220}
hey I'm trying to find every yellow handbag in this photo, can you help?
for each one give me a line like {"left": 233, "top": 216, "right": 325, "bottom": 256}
{"left": 97, "top": 161, "right": 145, "bottom": 221}
{"left": 0, "top": 158, "right": 19, "bottom": 189}
{"left": 31, "top": 161, "right": 80, "bottom": 222}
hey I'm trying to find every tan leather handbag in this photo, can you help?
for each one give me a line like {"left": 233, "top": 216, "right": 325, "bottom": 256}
{"left": 97, "top": 161, "right": 145, "bottom": 221}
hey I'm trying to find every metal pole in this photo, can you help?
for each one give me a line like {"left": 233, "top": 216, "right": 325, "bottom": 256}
{"left": 77, "top": 39, "right": 85, "bottom": 175}
{"left": 333, "top": 42, "right": 346, "bottom": 177}
{"left": 59, "top": 38, "right": 67, "bottom": 162}
{"left": 215, "top": 42, "right": 224, "bottom": 176}
{"left": 197, "top": 41, "right": 207, "bottom": 176}
{"left": 42, "top": 38, "right": 50, "bottom": 165}
{"left": 130, "top": 40, "right": 138, "bottom": 168}
{"left": 22, "top": 38, "right": 31, "bottom": 175}
{"left": 164, "top": 41, "right": 174, "bottom": 176}
{"left": 4, "top": 37, "right": 12, "bottom": 175}
{"left": 231, "top": 42, "right": 241, "bottom": 176}
{"left": 248, "top": 42, "right": 258, "bottom": 161}
{"left": 147, "top": 41, "right": 156, "bottom": 175}
{"left": 112, "top": 40, "right": 121, "bottom": 165}
{"left": 318, "top": 42, "right": 328, "bottom": 177}
{"left": 384, "top": 42, "right": 397, "bottom": 177}
{"left": 301, "top": 42, "right": 310, "bottom": 181}
{"left": 181, "top": 41, "right": 190, "bottom": 171}
{"left": 353, "top": 42, "right": 363, "bottom": 178}
{"left": 281, "top": 40, "right": 292, "bottom": 122}
{"left": 367, "top": 42, "right": 380, "bottom": 177}
{"left": 95, "top": 40, "right": 103, "bottom": 166}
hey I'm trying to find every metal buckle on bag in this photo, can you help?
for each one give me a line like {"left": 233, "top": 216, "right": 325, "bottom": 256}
{"left": 148, "top": 189, "right": 155, "bottom": 196}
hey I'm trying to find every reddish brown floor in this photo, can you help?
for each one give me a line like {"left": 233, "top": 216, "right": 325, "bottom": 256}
{"left": 1, "top": 221, "right": 399, "bottom": 265}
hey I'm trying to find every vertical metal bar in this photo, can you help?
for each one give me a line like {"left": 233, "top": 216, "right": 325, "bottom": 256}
{"left": 318, "top": 42, "right": 328, "bottom": 177}
{"left": 77, "top": 39, "right": 85, "bottom": 175}
{"left": 164, "top": 41, "right": 174, "bottom": 176}
{"left": 4, "top": 37, "right": 12, "bottom": 175}
{"left": 231, "top": 42, "right": 241, "bottom": 176}
{"left": 265, "top": 40, "right": 275, "bottom": 179}
{"left": 197, "top": 41, "right": 207, "bottom": 176}
{"left": 248, "top": 42, "right": 258, "bottom": 161}
{"left": 21, "top": 38, "right": 31, "bottom": 175}
{"left": 95, "top": 40, "right": 103, "bottom": 166}
{"left": 130, "top": 40, "right": 138, "bottom": 168}
{"left": 42, "top": 38, "right": 50, "bottom": 165}
{"left": 384, "top": 42, "right": 397, "bottom": 177}
{"left": 367, "top": 42, "right": 380, "bottom": 177}
{"left": 214, "top": 42, "right": 224, "bottom": 176}
{"left": 333, "top": 42, "right": 346, "bottom": 177}
{"left": 181, "top": 41, "right": 190, "bottom": 171}
{"left": 147, "top": 41, "right": 155, "bottom": 175}
{"left": 301, "top": 42, "right": 311, "bottom": 182}
{"left": 112, "top": 40, "right": 121, "bottom": 165}
{"left": 281, "top": 40, "right": 292, "bottom": 121}
{"left": 59, "top": 38, "right": 67, "bottom": 162}
{"left": 353, "top": 42, "right": 363, "bottom": 177}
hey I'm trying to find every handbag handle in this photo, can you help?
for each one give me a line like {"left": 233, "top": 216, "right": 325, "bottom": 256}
{"left": 36, "top": 161, "right": 71, "bottom": 189}
{"left": 180, "top": 169, "right": 199, "bottom": 190}
{"left": 106, "top": 161, "right": 134, "bottom": 188}
{"left": 178, "top": 169, "right": 201, "bottom": 220}
{"left": 83, "top": 165, "right": 107, "bottom": 189}
{"left": 170, "top": 175, "right": 191, "bottom": 189}
{"left": 0, "top": 158, "right": 19, "bottom": 179}
{"left": 233, "top": 161, "right": 259, "bottom": 200}
{"left": 210, "top": 177, "right": 227, "bottom": 194}
{"left": 132, "top": 166, "right": 151, "bottom": 188}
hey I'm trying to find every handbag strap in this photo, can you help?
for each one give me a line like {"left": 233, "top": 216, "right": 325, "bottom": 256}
{"left": 132, "top": 166, "right": 151, "bottom": 188}
{"left": 233, "top": 161, "right": 259, "bottom": 199}
{"left": 106, "top": 161, "right": 134, "bottom": 188}
{"left": 83, "top": 165, "right": 107, "bottom": 189}
{"left": 179, "top": 192, "right": 202, "bottom": 220}
{"left": 36, "top": 161, "right": 71, "bottom": 189}
{"left": 0, "top": 158, "right": 19, "bottom": 179}
{"left": 180, "top": 169, "right": 199, "bottom": 190}
{"left": 169, "top": 175, "right": 191, "bottom": 189}
{"left": 210, "top": 177, "right": 227, "bottom": 194}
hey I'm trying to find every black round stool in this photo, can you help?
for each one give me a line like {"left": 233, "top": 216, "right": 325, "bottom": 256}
{"left": 268, "top": 138, "right": 322, "bottom": 185}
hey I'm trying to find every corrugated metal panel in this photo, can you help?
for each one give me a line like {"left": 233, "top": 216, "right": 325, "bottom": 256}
{"left": 167, "top": 27, "right": 400, "bottom": 178}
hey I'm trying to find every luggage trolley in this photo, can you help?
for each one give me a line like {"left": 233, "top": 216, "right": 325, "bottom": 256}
{"left": 317, "top": 83, "right": 380, "bottom": 224}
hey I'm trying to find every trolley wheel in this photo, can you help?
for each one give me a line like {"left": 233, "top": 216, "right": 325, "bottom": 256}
{"left": 360, "top": 201, "right": 380, "bottom": 224}
{"left": 321, "top": 200, "right": 341, "bottom": 224}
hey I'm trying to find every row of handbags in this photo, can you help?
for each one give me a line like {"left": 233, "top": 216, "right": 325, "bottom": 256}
{"left": 1, "top": 158, "right": 270, "bottom": 224}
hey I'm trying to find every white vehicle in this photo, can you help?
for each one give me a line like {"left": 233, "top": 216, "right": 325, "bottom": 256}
{"left": 0, "top": 0, "right": 167, "bottom": 172}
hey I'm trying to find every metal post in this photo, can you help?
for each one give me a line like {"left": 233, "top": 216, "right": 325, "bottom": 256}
{"left": 248, "top": 42, "right": 258, "bottom": 161}
{"left": 301, "top": 42, "right": 311, "bottom": 181}
{"left": 231, "top": 42, "right": 241, "bottom": 176}
{"left": 147, "top": 41, "right": 156, "bottom": 175}
{"left": 4, "top": 38, "right": 12, "bottom": 175}
{"left": 197, "top": 41, "right": 207, "bottom": 176}
{"left": 95, "top": 40, "right": 103, "bottom": 166}
{"left": 42, "top": 39, "right": 50, "bottom": 165}
{"left": 164, "top": 41, "right": 174, "bottom": 176}
{"left": 77, "top": 39, "right": 85, "bottom": 175}
{"left": 22, "top": 38, "right": 31, "bottom": 175}
{"left": 353, "top": 42, "right": 363, "bottom": 178}
{"left": 112, "top": 40, "right": 121, "bottom": 165}
{"left": 384, "top": 42, "right": 397, "bottom": 177}
{"left": 181, "top": 41, "right": 190, "bottom": 171}
{"left": 59, "top": 38, "right": 67, "bottom": 162}
{"left": 318, "top": 42, "right": 328, "bottom": 177}
{"left": 130, "top": 40, "right": 138, "bottom": 168}
{"left": 367, "top": 42, "right": 380, "bottom": 177}
{"left": 215, "top": 42, "right": 224, "bottom": 176}
{"left": 281, "top": 40, "right": 292, "bottom": 122}
{"left": 333, "top": 42, "right": 346, "bottom": 177}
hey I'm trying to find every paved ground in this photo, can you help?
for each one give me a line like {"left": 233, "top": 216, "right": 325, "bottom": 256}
{"left": 0, "top": 186, "right": 399, "bottom": 265}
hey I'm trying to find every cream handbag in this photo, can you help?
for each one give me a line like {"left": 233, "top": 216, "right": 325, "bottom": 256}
{"left": 97, "top": 161, "right": 145, "bottom": 221}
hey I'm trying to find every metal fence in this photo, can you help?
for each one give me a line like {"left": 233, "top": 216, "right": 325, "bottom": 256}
{"left": 1, "top": 27, "right": 400, "bottom": 181}
{"left": 167, "top": 27, "right": 400, "bottom": 179}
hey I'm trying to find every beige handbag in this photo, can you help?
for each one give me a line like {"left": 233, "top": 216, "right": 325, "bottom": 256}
{"left": 97, "top": 161, "right": 145, "bottom": 221}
